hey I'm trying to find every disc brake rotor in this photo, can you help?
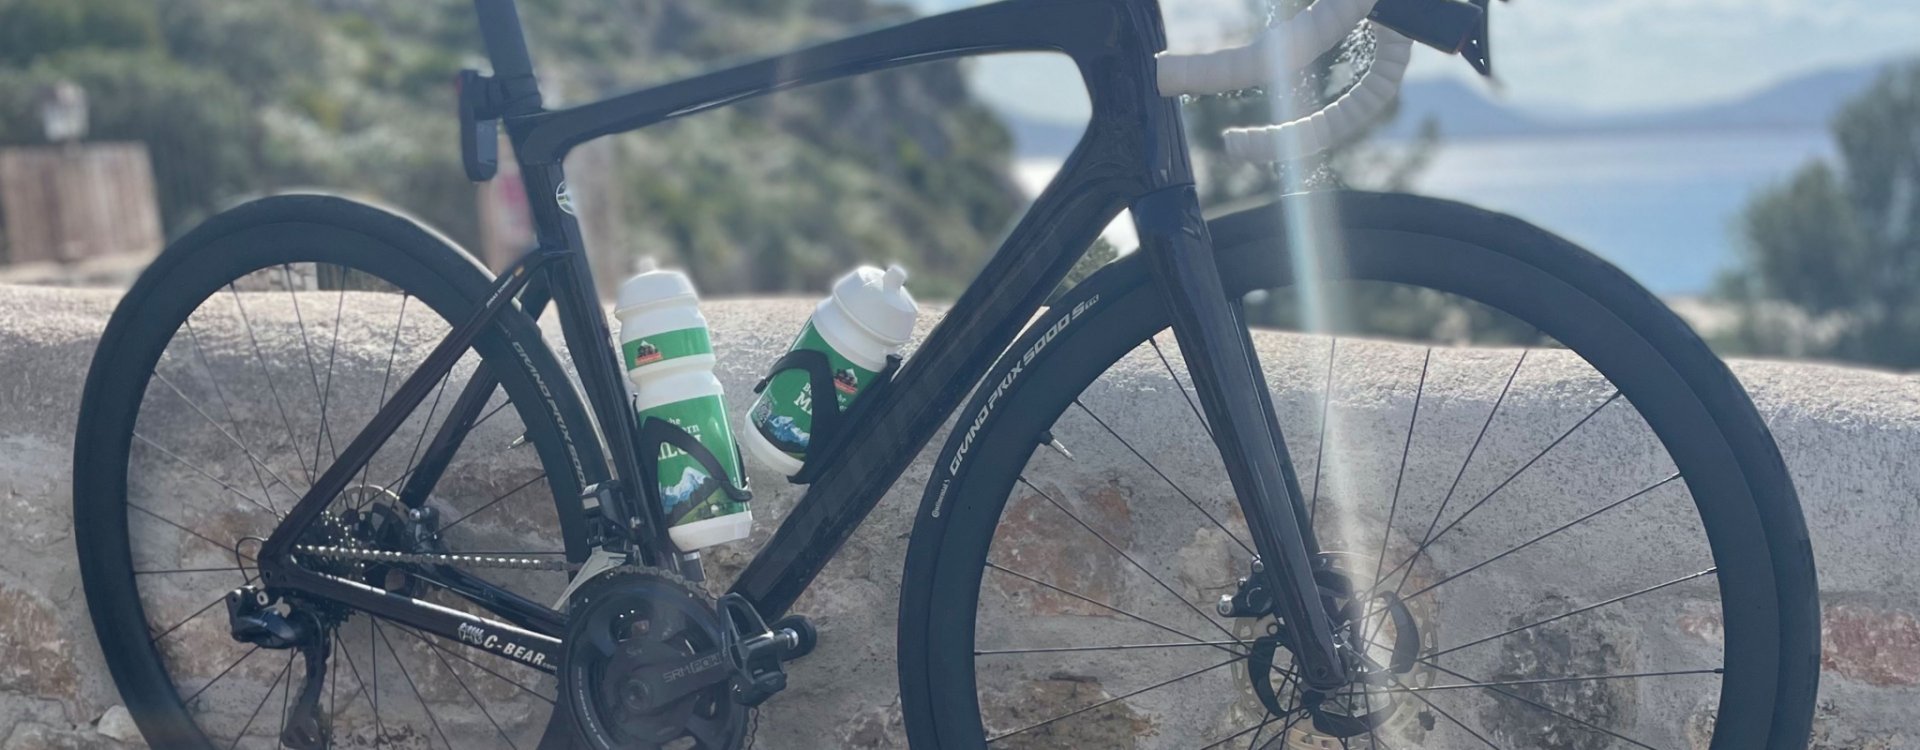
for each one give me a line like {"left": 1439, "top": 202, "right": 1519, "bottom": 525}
{"left": 1232, "top": 552, "right": 1439, "bottom": 746}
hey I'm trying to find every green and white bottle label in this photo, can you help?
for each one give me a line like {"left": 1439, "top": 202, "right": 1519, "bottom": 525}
{"left": 639, "top": 395, "right": 745, "bottom": 528}
{"left": 622, "top": 327, "right": 712, "bottom": 371}
{"left": 749, "top": 322, "right": 878, "bottom": 461}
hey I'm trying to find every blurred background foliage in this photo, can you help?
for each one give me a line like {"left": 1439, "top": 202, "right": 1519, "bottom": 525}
{"left": 1715, "top": 62, "right": 1920, "bottom": 370}
{"left": 1, "top": 0, "right": 1915, "bottom": 368}
{"left": 0, "top": 0, "right": 1020, "bottom": 298}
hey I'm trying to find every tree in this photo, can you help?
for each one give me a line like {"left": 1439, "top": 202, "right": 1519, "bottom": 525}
{"left": 1718, "top": 61, "right": 1920, "bottom": 370}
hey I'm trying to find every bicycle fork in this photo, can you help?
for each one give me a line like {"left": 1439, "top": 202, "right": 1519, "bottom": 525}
{"left": 1132, "top": 185, "right": 1350, "bottom": 691}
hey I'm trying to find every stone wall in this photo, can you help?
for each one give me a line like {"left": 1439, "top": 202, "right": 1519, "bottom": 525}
{"left": 0, "top": 284, "right": 1915, "bottom": 748}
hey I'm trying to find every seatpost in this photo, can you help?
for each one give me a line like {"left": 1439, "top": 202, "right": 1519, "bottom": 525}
{"left": 471, "top": 0, "right": 544, "bottom": 115}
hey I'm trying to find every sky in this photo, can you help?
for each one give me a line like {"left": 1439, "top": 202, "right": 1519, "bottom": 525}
{"left": 906, "top": 0, "right": 1920, "bottom": 123}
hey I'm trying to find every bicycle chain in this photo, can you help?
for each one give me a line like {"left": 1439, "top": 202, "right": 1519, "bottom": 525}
{"left": 292, "top": 544, "right": 579, "bottom": 572}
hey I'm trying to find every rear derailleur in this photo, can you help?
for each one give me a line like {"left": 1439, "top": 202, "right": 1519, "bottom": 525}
{"left": 225, "top": 586, "right": 330, "bottom": 749}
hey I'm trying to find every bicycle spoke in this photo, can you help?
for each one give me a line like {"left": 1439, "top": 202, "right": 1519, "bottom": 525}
{"left": 229, "top": 651, "right": 294, "bottom": 749}
{"left": 1425, "top": 567, "right": 1717, "bottom": 661}
{"left": 369, "top": 616, "right": 382, "bottom": 740}
{"left": 229, "top": 283, "right": 317, "bottom": 488}
{"left": 439, "top": 472, "right": 548, "bottom": 534}
{"left": 150, "top": 370, "right": 296, "bottom": 514}
{"left": 129, "top": 502, "right": 259, "bottom": 568}
{"left": 1368, "top": 349, "right": 1431, "bottom": 605}
{"left": 183, "top": 319, "right": 290, "bottom": 510}
{"left": 1406, "top": 472, "right": 1682, "bottom": 601}
{"left": 1196, "top": 713, "right": 1284, "bottom": 750}
{"left": 376, "top": 396, "right": 517, "bottom": 496}
{"left": 360, "top": 294, "right": 411, "bottom": 491}
{"left": 1071, "top": 399, "right": 1253, "bottom": 555}
{"left": 1382, "top": 671, "right": 1500, "bottom": 750}
{"left": 976, "top": 640, "right": 1243, "bottom": 656}
{"left": 1398, "top": 667, "right": 1722, "bottom": 693}
{"left": 1375, "top": 390, "right": 1622, "bottom": 595}
{"left": 150, "top": 578, "right": 257, "bottom": 643}
{"left": 284, "top": 265, "right": 339, "bottom": 480}
{"left": 985, "top": 654, "right": 1242, "bottom": 744}
{"left": 394, "top": 626, "right": 554, "bottom": 705}
{"left": 1019, "top": 476, "right": 1244, "bottom": 645}
{"left": 279, "top": 648, "right": 294, "bottom": 750}
{"left": 182, "top": 645, "right": 261, "bottom": 707}
{"left": 1308, "top": 337, "right": 1337, "bottom": 524}
{"left": 313, "top": 283, "right": 347, "bottom": 472}
{"left": 397, "top": 368, "right": 456, "bottom": 495}
{"left": 1148, "top": 335, "right": 1210, "bottom": 437}
{"left": 1380, "top": 349, "right": 1525, "bottom": 597}
{"left": 132, "top": 432, "right": 281, "bottom": 520}
{"left": 332, "top": 629, "right": 387, "bottom": 741}
{"left": 1416, "top": 659, "right": 1662, "bottom": 750}
{"left": 413, "top": 626, "right": 523, "bottom": 748}
{"left": 984, "top": 561, "right": 1242, "bottom": 657}
{"left": 373, "top": 621, "right": 455, "bottom": 749}
{"left": 1240, "top": 717, "right": 1270, "bottom": 750}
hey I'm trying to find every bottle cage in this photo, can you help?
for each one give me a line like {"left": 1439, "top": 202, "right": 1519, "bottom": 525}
{"left": 752, "top": 350, "right": 904, "bottom": 484}
{"left": 635, "top": 417, "right": 754, "bottom": 507}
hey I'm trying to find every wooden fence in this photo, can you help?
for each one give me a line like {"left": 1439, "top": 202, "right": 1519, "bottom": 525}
{"left": 0, "top": 142, "right": 163, "bottom": 266}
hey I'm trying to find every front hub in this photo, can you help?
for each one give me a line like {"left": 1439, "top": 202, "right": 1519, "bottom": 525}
{"left": 1232, "top": 553, "right": 1434, "bottom": 742}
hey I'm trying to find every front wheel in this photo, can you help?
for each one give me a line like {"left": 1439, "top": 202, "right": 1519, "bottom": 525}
{"left": 898, "top": 191, "right": 1818, "bottom": 749}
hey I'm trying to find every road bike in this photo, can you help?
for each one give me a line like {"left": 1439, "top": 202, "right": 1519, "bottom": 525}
{"left": 73, "top": 0, "right": 1819, "bottom": 746}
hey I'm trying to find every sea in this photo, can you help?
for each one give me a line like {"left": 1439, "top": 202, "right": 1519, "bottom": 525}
{"left": 1015, "top": 128, "right": 1836, "bottom": 295}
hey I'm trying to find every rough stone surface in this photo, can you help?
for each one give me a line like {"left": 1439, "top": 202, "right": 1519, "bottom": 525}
{"left": 90, "top": 708, "right": 137, "bottom": 745}
{"left": 0, "top": 284, "right": 1916, "bottom": 748}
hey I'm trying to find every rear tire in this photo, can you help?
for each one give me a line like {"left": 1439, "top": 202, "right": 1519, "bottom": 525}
{"left": 74, "top": 195, "right": 606, "bottom": 748}
{"left": 898, "top": 191, "right": 1817, "bottom": 749}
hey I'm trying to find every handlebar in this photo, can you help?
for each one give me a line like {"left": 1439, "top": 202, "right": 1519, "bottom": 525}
{"left": 1158, "top": 0, "right": 1489, "bottom": 162}
{"left": 1156, "top": 0, "right": 1382, "bottom": 97}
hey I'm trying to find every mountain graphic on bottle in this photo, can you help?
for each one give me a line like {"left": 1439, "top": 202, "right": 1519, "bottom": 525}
{"left": 631, "top": 340, "right": 662, "bottom": 367}
{"left": 751, "top": 398, "right": 812, "bottom": 454}
{"left": 662, "top": 464, "right": 732, "bottom": 526}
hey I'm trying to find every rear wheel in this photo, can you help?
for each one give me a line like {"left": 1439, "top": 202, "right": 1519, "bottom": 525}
{"left": 899, "top": 192, "right": 1818, "bottom": 749}
{"left": 74, "top": 195, "right": 605, "bottom": 748}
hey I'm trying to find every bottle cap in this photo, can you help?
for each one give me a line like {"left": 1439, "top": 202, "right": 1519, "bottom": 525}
{"left": 615, "top": 267, "right": 697, "bottom": 315}
{"left": 831, "top": 264, "right": 918, "bottom": 346}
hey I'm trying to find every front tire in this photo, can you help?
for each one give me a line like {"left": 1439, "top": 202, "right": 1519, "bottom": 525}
{"left": 899, "top": 191, "right": 1817, "bottom": 749}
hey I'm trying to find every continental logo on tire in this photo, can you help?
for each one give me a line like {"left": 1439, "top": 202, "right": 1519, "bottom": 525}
{"left": 934, "top": 294, "right": 1100, "bottom": 519}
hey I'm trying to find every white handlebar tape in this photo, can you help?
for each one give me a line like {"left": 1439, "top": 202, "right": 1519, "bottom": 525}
{"left": 1155, "top": 0, "right": 1382, "bottom": 96}
{"left": 1221, "top": 26, "right": 1413, "bottom": 162}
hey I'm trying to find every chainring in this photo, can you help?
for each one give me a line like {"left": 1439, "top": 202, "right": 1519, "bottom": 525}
{"left": 561, "top": 566, "right": 747, "bottom": 750}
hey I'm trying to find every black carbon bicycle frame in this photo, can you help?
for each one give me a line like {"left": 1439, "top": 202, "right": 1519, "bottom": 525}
{"left": 260, "top": 0, "right": 1353, "bottom": 691}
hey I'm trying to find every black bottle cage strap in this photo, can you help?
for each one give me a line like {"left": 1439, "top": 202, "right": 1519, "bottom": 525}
{"left": 752, "top": 349, "right": 843, "bottom": 457}
{"left": 636, "top": 417, "right": 752, "bottom": 504}
{"left": 753, "top": 350, "right": 902, "bottom": 484}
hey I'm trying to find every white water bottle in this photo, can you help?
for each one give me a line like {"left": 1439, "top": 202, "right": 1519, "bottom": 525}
{"left": 741, "top": 264, "right": 918, "bottom": 476}
{"left": 615, "top": 262, "right": 750, "bottom": 550}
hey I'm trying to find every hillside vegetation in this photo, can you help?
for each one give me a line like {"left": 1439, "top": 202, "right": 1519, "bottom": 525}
{"left": 0, "top": 0, "right": 1021, "bottom": 296}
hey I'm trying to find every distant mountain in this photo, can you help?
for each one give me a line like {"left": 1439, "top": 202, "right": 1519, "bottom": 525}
{"left": 996, "top": 58, "right": 1902, "bottom": 158}
{"left": 1586, "top": 65, "right": 1880, "bottom": 132}
{"left": 1380, "top": 60, "right": 1893, "bottom": 140}
{"left": 1380, "top": 77, "right": 1548, "bottom": 138}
